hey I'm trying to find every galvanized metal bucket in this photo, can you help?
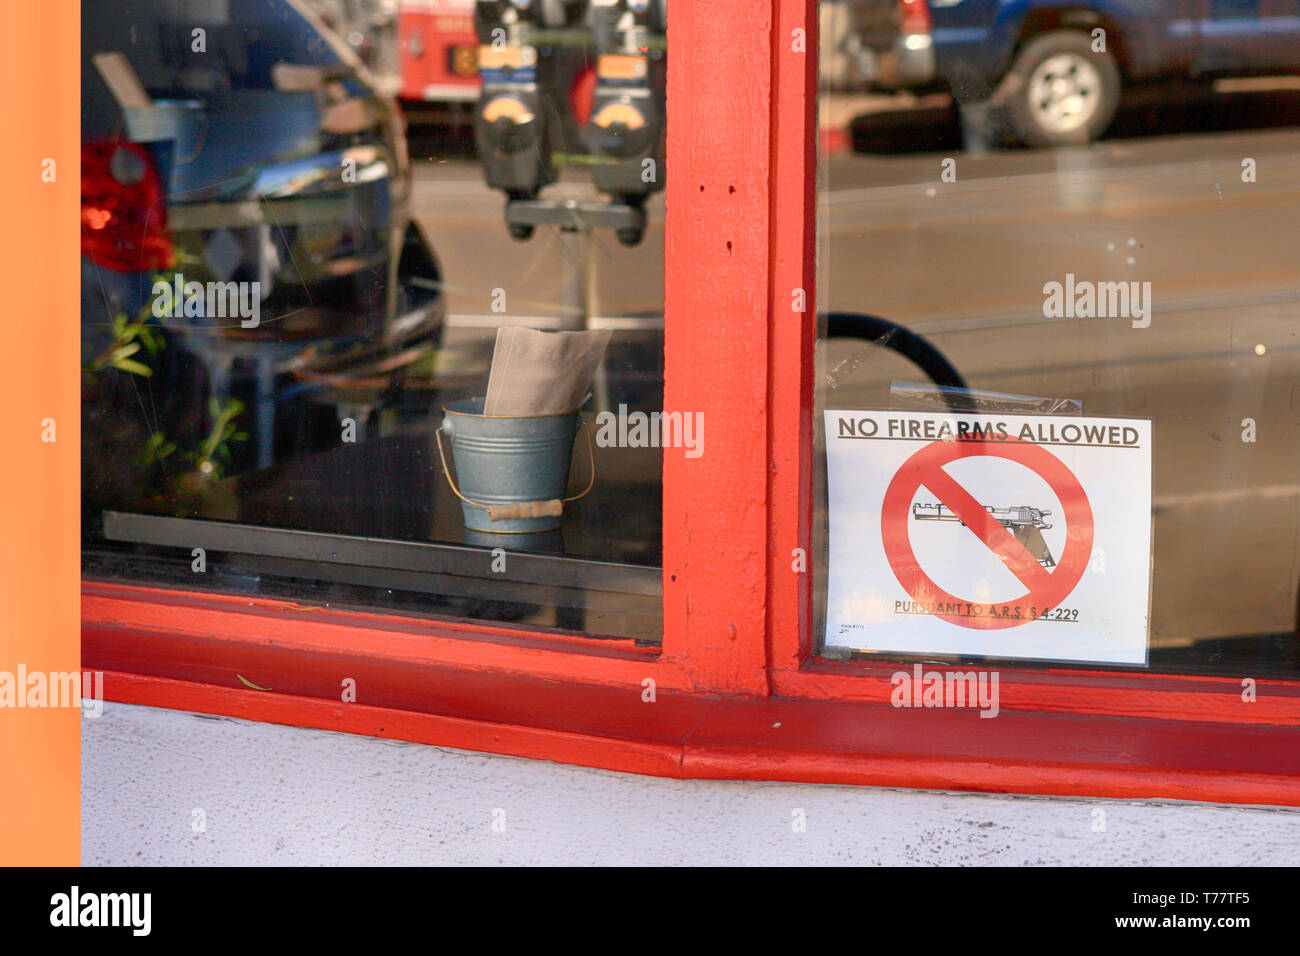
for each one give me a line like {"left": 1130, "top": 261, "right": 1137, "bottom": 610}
{"left": 437, "top": 397, "right": 594, "bottom": 534}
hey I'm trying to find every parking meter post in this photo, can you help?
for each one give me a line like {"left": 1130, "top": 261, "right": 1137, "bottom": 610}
{"left": 555, "top": 226, "right": 589, "bottom": 332}
{"left": 578, "top": 225, "right": 612, "bottom": 412}
{"left": 958, "top": 100, "right": 995, "bottom": 154}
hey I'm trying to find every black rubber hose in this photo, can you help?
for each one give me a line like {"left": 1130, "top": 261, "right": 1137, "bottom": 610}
{"left": 822, "top": 312, "right": 969, "bottom": 393}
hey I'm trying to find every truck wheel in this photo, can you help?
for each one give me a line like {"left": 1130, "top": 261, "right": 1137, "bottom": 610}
{"left": 995, "top": 30, "right": 1120, "bottom": 147}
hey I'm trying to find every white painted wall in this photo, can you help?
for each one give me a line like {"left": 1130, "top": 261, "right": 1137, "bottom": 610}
{"left": 83, "top": 701, "right": 1300, "bottom": 866}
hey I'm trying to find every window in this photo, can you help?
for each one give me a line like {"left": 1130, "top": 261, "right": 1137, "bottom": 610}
{"left": 83, "top": 0, "right": 1300, "bottom": 808}
{"left": 813, "top": 0, "right": 1299, "bottom": 679}
{"left": 81, "top": 0, "right": 667, "bottom": 643}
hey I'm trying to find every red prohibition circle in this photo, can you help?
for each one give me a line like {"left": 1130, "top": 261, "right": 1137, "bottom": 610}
{"left": 881, "top": 436, "right": 1094, "bottom": 630}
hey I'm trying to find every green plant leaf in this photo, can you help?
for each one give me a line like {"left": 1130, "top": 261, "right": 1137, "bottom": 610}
{"left": 112, "top": 358, "right": 154, "bottom": 377}
{"left": 106, "top": 342, "right": 142, "bottom": 361}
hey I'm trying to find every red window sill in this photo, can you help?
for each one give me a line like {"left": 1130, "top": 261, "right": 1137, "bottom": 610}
{"left": 84, "top": 581, "right": 1300, "bottom": 807}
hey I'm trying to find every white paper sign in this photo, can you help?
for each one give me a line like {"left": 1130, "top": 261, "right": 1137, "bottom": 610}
{"left": 824, "top": 410, "right": 1152, "bottom": 665}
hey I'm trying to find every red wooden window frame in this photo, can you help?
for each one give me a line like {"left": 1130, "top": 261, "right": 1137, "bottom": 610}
{"left": 83, "top": 0, "right": 1300, "bottom": 807}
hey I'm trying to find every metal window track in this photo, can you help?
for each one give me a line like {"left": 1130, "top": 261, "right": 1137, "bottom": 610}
{"left": 103, "top": 511, "right": 662, "bottom": 598}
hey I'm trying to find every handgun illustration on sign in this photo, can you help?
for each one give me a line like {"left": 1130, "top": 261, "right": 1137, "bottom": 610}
{"left": 912, "top": 502, "right": 1057, "bottom": 567}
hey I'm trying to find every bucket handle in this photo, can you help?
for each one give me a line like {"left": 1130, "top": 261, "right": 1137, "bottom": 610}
{"left": 435, "top": 420, "right": 596, "bottom": 523}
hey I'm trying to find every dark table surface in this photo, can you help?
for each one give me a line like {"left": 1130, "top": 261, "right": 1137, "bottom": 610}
{"left": 154, "top": 418, "right": 663, "bottom": 566}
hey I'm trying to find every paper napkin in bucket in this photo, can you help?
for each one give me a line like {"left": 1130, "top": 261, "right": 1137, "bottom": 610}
{"left": 483, "top": 327, "right": 613, "bottom": 416}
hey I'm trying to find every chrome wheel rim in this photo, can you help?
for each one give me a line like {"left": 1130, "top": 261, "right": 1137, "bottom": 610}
{"left": 1027, "top": 53, "right": 1102, "bottom": 135}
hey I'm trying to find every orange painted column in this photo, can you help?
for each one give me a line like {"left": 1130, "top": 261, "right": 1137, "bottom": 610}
{"left": 0, "top": 0, "right": 81, "bottom": 865}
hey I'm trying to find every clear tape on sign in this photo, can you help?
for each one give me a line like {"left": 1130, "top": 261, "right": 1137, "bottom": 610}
{"left": 889, "top": 380, "right": 1083, "bottom": 416}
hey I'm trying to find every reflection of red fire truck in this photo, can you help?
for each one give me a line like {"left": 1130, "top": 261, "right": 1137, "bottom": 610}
{"left": 398, "top": 0, "right": 480, "bottom": 104}
{"left": 396, "top": 0, "right": 597, "bottom": 132}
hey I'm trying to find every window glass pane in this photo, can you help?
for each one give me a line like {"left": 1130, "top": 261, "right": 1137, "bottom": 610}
{"left": 815, "top": 0, "right": 1299, "bottom": 675}
{"left": 81, "top": 0, "right": 666, "bottom": 643}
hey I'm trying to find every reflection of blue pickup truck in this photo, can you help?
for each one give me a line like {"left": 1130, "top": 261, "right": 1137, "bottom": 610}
{"left": 830, "top": 0, "right": 1300, "bottom": 145}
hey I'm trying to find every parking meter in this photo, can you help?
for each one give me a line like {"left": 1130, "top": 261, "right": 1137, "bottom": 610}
{"left": 473, "top": 0, "right": 667, "bottom": 247}
{"left": 474, "top": 0, "right": 559, "bottom": 237}
{"left": 586, "top": 0, "right": 666, "bottom": 245}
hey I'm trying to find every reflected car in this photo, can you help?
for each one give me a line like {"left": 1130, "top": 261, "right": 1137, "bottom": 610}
{"left": 81, "top": 0, "right": 443, "bottom": 505}
{"left": 832, "top": 0, "right": 1300, "bottom": 146}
